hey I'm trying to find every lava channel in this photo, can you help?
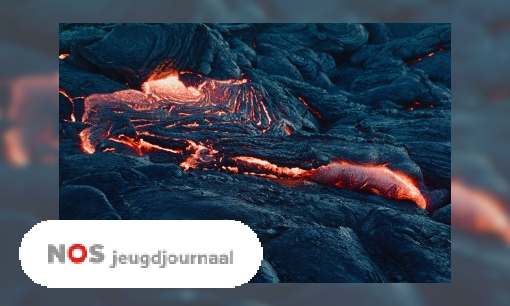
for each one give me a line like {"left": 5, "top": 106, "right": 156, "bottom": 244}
{"left": 305, "top": 161, "right": 426, "bottom": 209}
{"left": 231, "top": 156, "right": 427, "bottom": 209}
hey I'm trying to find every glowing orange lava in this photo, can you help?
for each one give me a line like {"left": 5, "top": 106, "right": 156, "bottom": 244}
{"left": 182, "top": 122, "right": 200, "bottom": 127}
{"left": 108, "top": 134, "right": 182, "bottom": 156}
{"left": 230, "top": 156, "right": 427, "bottom": 209}
{"left": 233, "top": 156, "right": 307, "bottom": 178}
{"left": 142, "top": 72, "right": 203, "bottom": 103}
{"left": 83, "top": 69, "right": 280, "bottom": 136}
{"left": 306, "top": 161, "right": 426, "bottom": 209}
{"left": 452, "top": 180, "right": 510, "bottom": 244}
{"left": 79, "top": 129, "right": 95, "bottom": 154}
{"left": 180, "top": 140, "right": 218, "bottom": 170}
{"left": 76, "top": 69, "right": 431, "bottom": 210}
{"left": 405, "top": 51, "right": 437, "bottom": 65}
{"left": 298, "top": 96, "right": 322, "bottom": 119}
{"left": 59, "top": 54, "right": 70, "bottom": 59}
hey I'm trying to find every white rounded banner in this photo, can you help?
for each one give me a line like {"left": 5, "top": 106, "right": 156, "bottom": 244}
{"left": 20, "top": 220, "right": 263, "bottom": 288}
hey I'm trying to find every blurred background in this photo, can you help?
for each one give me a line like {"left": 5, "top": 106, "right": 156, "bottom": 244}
{"left": 1, "top": 0, "right": 509, "bottom": 305}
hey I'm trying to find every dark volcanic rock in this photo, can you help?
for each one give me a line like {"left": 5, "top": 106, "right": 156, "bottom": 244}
{"left": 432, "top": 204, "right": 451, "bottom": 225}
{"left": 250, "top": 259, "right": 280, "bottom": 283}
{"left": 59, "top": 61, "right": 129, "bottom": 98}
{"left": 264, "top": 226, "right": 387, "bottom": 282}
{"left": 59, "top": 92, "right": 73, "bottom": 121}
{"left": 68, "top": 23, "right": 242, "bottom": 88}
{"left": 360, "top": 207, "right": 450, "bottom": 282}
{"left": 61, "top": 171, "right": 127, "bottom": 205}
{"left": 59, "top": 152, "right": 146, "bottom": 186}
{"left": 134, "top": 163, "right": 184, "bottom": 180}
{"left": 60, "top": 185, "right": 121, "bottom": 220}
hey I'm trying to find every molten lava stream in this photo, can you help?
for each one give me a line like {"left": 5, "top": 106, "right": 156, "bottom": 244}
{"left": 108, "top": 134, "right": 183, "bottom": 156}
{"left": 232, "top": 156, "right": 427, "bottom": 209}
{"left": 233, "top": 156, "right": 306, "bottom": 178}
{"left": 79, "top": 128, "right": 95, "bottom": 154}
{"left": 306, "top": 161, "right": 426, "bottom": 209}
{"left": 180, "top": 140, "right": 218, "bottom": 170}
{"left": 142, "top": 71, "right": 203, "bottom": 103}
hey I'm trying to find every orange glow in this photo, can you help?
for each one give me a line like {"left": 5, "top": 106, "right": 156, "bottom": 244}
{"left": 83, "top": 70, "right": 277, "bottom": 134}
{"left": 306, "top": 161, "right": 426, "bottom": 209}
{"left": 109, "top": 135, "right": 182, "bottom": 156}
{"left": 182, "top": 122, "right": 200, "bottom": 127}
{"left": 214, "top": 78, "right": 249, "bottom": 85}
{"left": 77, "top": 68, "right": 430, "bottom": 210}
{"left": 180, "top": 140, "right": 218, "bottom": 170}
{"left": 142, "top": 72, "right": 204, "bottom": 103}
{"left": 59, "top": 54, "right": 70, "bottom": 59}
{"left": 143, "top": 74, "right": 270, "bottom": 128}
{"left": 452, "top": 180, "right": 510, "bottom": 244}
{"left": 233, "top": 156, "right": 306, "bottom": 178}
{"left": 140, "top": 139, "right": 182, "bottom": 154}
{"left": 298, "top": 96, "right": 322, "bottom": 119}
{"left": 229, "top": 156, "right": 426, "bottom": 209}
{"left": 405, "top": 52, "right": 436, "bottom": 65}
{"left": 79, "top": 128, "right": 95, "bottom": 154}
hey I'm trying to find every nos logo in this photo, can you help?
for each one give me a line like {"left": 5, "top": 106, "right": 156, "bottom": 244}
{"left": 48, "top": 244, "right": 104, "bottom": 264}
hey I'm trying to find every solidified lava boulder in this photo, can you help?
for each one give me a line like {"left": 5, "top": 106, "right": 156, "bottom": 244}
{"left": 359, "top": 207, "right": 450, "bottom": 282}
{"left": 264, "top": 226, "right": 387, "bottom": 282}
{"left": 59, "top": 185, "right": 121, "bottom": 220}
{"left": 67, "top": 23, "right": 242, "bottom": 88}
{"left": 59, "top": 23, "right": 451, "bottom": 283}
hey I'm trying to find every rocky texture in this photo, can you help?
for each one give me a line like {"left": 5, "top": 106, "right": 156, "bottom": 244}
{"left": 432, "top": 204, "right": 451, "bottom": 225}
{"left": 59, "top": 185, "right": 121, "bottom": 220}
{"left": 250, "top": 259, "right": 280, "bottom": 283}
{"left": 59, "top": 23, "right": 451, "bottom": 282}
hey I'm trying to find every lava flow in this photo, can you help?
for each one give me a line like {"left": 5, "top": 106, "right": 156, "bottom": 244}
{"left": 83, "top": 70, "right": 281, "bottom": 134}
{"left": 230, "top": 156, "right": 427, "bottom": 209}
{"left": 180, "top": 140, "right": 218, "bottom": 170}
{"left": 75, "top": 69, "right": 430, "bottom": 210}
{"left": 306, "top": 161, "right": 427, "bottom": 209}
{"left": 142, "top": 71, "right": 204, "bottom": 103}
{"left": 233, "top": 156, "right": 307, "bottom": 178}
